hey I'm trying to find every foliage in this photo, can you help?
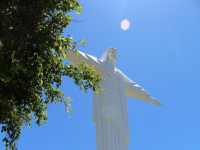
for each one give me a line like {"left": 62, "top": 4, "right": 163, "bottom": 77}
{"left": 0, "top": 0, "right": 103, "bottom": 149}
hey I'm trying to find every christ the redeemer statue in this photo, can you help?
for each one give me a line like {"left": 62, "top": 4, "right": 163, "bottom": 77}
{"left": 66, "top": 47, "right": 161, "bottom": 150}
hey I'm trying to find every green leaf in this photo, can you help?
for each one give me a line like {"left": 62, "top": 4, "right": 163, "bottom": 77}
{"left": 101, "top": 89, "right": 105, "bottom": 94}
{"left": 95, "top": 90, "right": 98, "bottom": 94}
{"left": 10, "top": 67, "right": 15, "bottom": 71}
{"left": 40, "top": 80, "right": 43, "bottom": 85}
{"left": 4, "top": 76, "right": 11, "bottom": 83}
{"left": 69, "top": 37, "right": 74, "bottom": 40}
{"left": 76, "top": 52, "right": 80, "bottom": 58}
{"left": 63, "top": 52, "right": 66, "bottom": 58}
{"left": 11, "top": 52, "right": 15, "bottom": 59}
{"left": 81, "top": 39, "right": 85, "bottom": 47}
{"left": 24, "top": 69, "right": 28, "bottom": 74}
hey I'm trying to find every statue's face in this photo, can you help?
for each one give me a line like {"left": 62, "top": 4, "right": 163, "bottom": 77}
{"left": 108, "top": 48, "right": 118, "bottom": 61}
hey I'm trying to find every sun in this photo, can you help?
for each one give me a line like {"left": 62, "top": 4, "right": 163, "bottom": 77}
{"left": 121, "top": 19, "right": 130, "bottom": 30}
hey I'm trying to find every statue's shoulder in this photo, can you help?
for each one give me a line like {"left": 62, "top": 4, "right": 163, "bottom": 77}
{"left": 116, "top": 69, "right": 130, "bottom": 80}
{"left": 116, "top": 69, "right": 124, "bottom": 75}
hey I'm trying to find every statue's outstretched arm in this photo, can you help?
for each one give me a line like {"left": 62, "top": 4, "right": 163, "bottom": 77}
{"left": 65, "top": 49, "right": 104, "bottom": 74}
{"left": 124, "top": 74, "right": 161, "bottom": 106}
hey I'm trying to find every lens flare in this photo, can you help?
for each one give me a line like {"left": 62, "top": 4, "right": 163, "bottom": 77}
{"left": 121, "top": 19, "right": 130, "bottom": 30}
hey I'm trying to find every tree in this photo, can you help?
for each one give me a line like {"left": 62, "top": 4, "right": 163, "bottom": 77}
{"left": 0, "top": 0, "right": 103, "bottom": 149}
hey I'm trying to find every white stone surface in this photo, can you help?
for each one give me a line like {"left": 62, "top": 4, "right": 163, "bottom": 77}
{"left": 66, "top": 47, "right": 161, "bottom": 150}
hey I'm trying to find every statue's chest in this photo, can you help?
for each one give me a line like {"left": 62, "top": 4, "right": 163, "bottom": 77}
{"left": 101, "top": 69, "right": 120, "bottom": 82}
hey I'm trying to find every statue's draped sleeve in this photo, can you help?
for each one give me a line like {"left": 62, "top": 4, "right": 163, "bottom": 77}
{"left": 65, "top": 49, "right": 104, "bottom": 74}
{"left": 123, "top": 73, "right": 151, "bottom": 102}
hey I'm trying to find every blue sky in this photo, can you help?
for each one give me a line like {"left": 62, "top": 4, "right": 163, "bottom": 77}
{"left": 1, "top": 0, "right": 200, "bottom": 150}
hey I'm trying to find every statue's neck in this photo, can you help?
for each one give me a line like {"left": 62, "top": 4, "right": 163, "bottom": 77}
{"left": 107, "top": 59, "right": 116, "bottom": 69}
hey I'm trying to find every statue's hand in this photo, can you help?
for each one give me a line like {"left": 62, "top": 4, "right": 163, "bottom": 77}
{"left": 149, "top": 98, "right": 161, "bottom": 106}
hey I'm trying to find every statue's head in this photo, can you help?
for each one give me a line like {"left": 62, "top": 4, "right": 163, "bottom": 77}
{"left": 101, "top": 47, "right": 118, "bottom": 62}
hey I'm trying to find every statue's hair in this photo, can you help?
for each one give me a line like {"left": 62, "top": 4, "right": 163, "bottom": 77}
{"left": 101, "top": 47, "right": 116, "bottom": 62}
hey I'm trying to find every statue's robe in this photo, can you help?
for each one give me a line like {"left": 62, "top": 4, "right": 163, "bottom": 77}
{"left": 66, "top": 50, "right": 152, "bottom": 150}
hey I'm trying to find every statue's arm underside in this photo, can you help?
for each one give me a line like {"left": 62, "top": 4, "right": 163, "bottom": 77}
{"left": 124, "top": 74, "right": 154, "bottom": 103}
{"left": 65, "top": 49, "right": 104, "bottom": 74}
{"left": 124, "top": 74, "right": 161, "bottom": 106}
